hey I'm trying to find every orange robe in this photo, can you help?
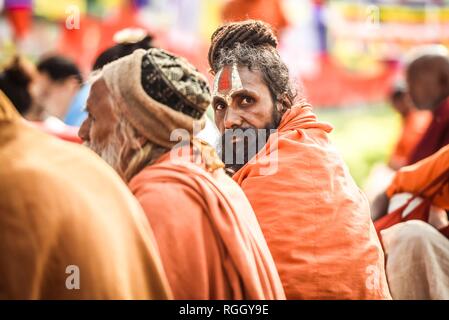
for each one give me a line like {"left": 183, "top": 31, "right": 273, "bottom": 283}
{"left": 129, "top": 147, "right": 285, "bottom": 300}
{"left": 389, "top": 110, "right": 431, "bottom": 169}
{"left": 0, "top": 91, "right": 171, "bottom": 299}
{"left": 387, "top": 143, "right": 449, "bottom": 209}
{"left": 408, "top": 98, "right": 449, "bottom": 165}
{"left": 233, "top": 105, "right": 391, "bottom": 299}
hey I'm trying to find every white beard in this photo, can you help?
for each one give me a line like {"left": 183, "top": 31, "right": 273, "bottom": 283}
{"left": 84, "top": 140, "right": 121, "bottom": 172}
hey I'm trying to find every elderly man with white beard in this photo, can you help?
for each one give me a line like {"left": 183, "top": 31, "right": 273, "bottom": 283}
{"left": 79, "top": 48, "right": 285, "bottom": 300}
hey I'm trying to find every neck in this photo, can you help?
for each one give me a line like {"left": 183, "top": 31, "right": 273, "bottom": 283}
{"left": 123, "top": 143, "right": 169, "bottom": 182}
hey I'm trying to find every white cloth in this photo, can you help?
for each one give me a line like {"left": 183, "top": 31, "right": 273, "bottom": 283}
{"left": 382, "top": 220, "right": 449, "bottom": 300}
{"left": 196, "top": 116, "right": 220, "bottom": 147}
{"left": 388, "top": 193, "right": 448, "bottom": 227}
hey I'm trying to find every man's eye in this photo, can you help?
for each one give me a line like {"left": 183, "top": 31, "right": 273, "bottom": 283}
{"left": 214, "top": 102, "right": 226, "bottom": 111}
{"left": 241, "top": 96, "right": 254, "bottom": 106}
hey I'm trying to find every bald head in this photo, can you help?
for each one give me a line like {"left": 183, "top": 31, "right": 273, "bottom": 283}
{"left": 406, "top": 54, "right": 449, "bottom": 110}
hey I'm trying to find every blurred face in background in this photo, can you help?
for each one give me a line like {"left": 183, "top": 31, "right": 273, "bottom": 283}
{"left": 407, "top": 70, "right": 442, "bottom": 111}
{"left": 79, "top": 78, "right": 121, "bottom": 168}
{"left": 31, "top": 71, "right": 80, "bottom": 120}
{"left": 406, "top": 56, "right": 449, "bottom": 111}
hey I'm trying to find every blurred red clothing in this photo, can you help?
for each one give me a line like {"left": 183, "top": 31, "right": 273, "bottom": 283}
{"left": 222, "top": 0, "right": 288, "bottom": 32}
{"left": 389, "top": 110, "right": 432, "bottom": 169}
{"left": 6, "top": 8, "right": 31, "bottom": 40}
{"left": 408, "top": 98, "right": 449, "bottom": 165}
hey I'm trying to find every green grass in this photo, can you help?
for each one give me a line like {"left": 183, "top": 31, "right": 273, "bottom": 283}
{"left": 315, "top": 104, "right": 401, "bottom": 187}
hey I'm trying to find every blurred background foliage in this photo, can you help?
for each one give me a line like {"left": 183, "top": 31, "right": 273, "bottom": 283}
{"left": 316, "top": 104, "right": 400, "bottom": 186}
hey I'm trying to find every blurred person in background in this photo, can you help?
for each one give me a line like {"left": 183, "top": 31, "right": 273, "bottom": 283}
{"left": 373, "top": 48, "right": 449, "bottom": 299}
{"left": 208, "top": 19, "right": 391, "bottom": 300}
{"left": 0, "top": 55, "right": 81, "bottom": 143}
{"left": 406, "top": 47, "right": 449, "bottom": 165}
{"left": 367, "top": 84, "right": 431, "bottom": 220}
{"left": 79, "top": 48, "right": 285, "bottom": 300}
{"left": 0, "top": 90, "right": 171, "bottom": 299}
{"left": 92, "top": 28, "right": 155, "bottom": 71}
{"left": 388, "top": 85, "right": 431, "bottom": 170}
{"left": 372, "top": 47, "right": 449, "bottom": 222}
{"left": 32, "top": 55, "right": 88, "bottom": 127}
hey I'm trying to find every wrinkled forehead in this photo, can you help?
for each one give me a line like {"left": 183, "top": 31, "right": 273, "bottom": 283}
{"left": 213, "top": 64, "right": 265, "bottom": 95}
{"left": 213, "top": 64, "right": 242, "bottom": 94}
{"left": 90, "top": 77, "right": 111, "bottom": 99}
{"left": 87, "top": 78, "right": 114, "bottom": 111}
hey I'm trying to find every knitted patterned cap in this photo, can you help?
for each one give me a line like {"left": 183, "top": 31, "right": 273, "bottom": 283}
{"left": 102, "top": 48, "right": 210, "bottom": 148}
{"left": 141, "top": 48, "right": 210, "bottom": 119}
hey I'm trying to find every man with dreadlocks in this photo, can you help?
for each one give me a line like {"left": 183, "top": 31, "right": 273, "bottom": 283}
{"left": 208, "top": 20, "right": 391, "bottom": 299}
{"left": 79, "top": 48, "right": 285, "bottom": 300}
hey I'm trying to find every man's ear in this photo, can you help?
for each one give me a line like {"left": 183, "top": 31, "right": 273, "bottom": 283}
{"left": 276, "top": 94, "right": 290, "bottom": 114}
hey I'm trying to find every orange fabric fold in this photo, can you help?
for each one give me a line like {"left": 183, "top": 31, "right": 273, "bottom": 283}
{"left": 233, "top": 105, "right": 391, "bottom": 299}
{"left": 129, "top": 148, "right": 286, "bottom": 300}
{"left": 387, "top": 144, "right": 449, "bottom": 209}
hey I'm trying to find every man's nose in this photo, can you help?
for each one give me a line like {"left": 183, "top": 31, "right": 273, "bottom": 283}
{"left": 78, "top": 119, "right": 90, "bottom": 142}
{"left": 224, "top": 109, "right": 243, "bottom": 129}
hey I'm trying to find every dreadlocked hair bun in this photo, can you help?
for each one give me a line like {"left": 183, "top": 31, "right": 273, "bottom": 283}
{"left": 3, "top": 56, "right": 32, "bottom": 87}
{"left": 0, "top": 56, "right": 33, "bottom": 115}
{"left": 208, "top": 20, "right": 278, "bottom": 73}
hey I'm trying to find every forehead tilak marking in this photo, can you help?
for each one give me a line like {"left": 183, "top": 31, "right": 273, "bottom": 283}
{"left": 213, "top": 64, "right": 243, "bottom": 98}
{"left": 230, "top": 64, "right": 243, "bottom": 91}
{"left": 218, "top": 66, "right": 231, "bottom": 92}
{"left": 213, "top": 67, "right": 224, "bottom": 95}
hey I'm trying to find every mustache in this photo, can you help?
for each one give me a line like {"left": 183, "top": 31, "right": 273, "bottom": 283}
{"left": 218, "top": 128, "right": 276, "bottom": 174}
{"left": 220, "top": 127, "right": 273, "bottom": 145}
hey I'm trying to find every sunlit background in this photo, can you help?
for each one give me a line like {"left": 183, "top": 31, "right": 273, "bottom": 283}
{"left": 1, "top": 0, "right": 449, "bottom": 187}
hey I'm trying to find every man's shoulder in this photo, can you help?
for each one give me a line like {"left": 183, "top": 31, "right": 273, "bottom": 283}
{"left": 1, "top": 123, "right": 126, "bottom": 195}
{"left": 130, "top": 174, "right": 207, "bottom": 226}
{"left": 130, "top": 162, "right": 226, "bottom": 211}
{"left": 131, "top": 166, "right": 195, "bottom": 198}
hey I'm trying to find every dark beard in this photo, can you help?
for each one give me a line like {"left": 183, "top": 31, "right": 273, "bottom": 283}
{"left": 218, "top": 107, "right": 281, "bottom": 175}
